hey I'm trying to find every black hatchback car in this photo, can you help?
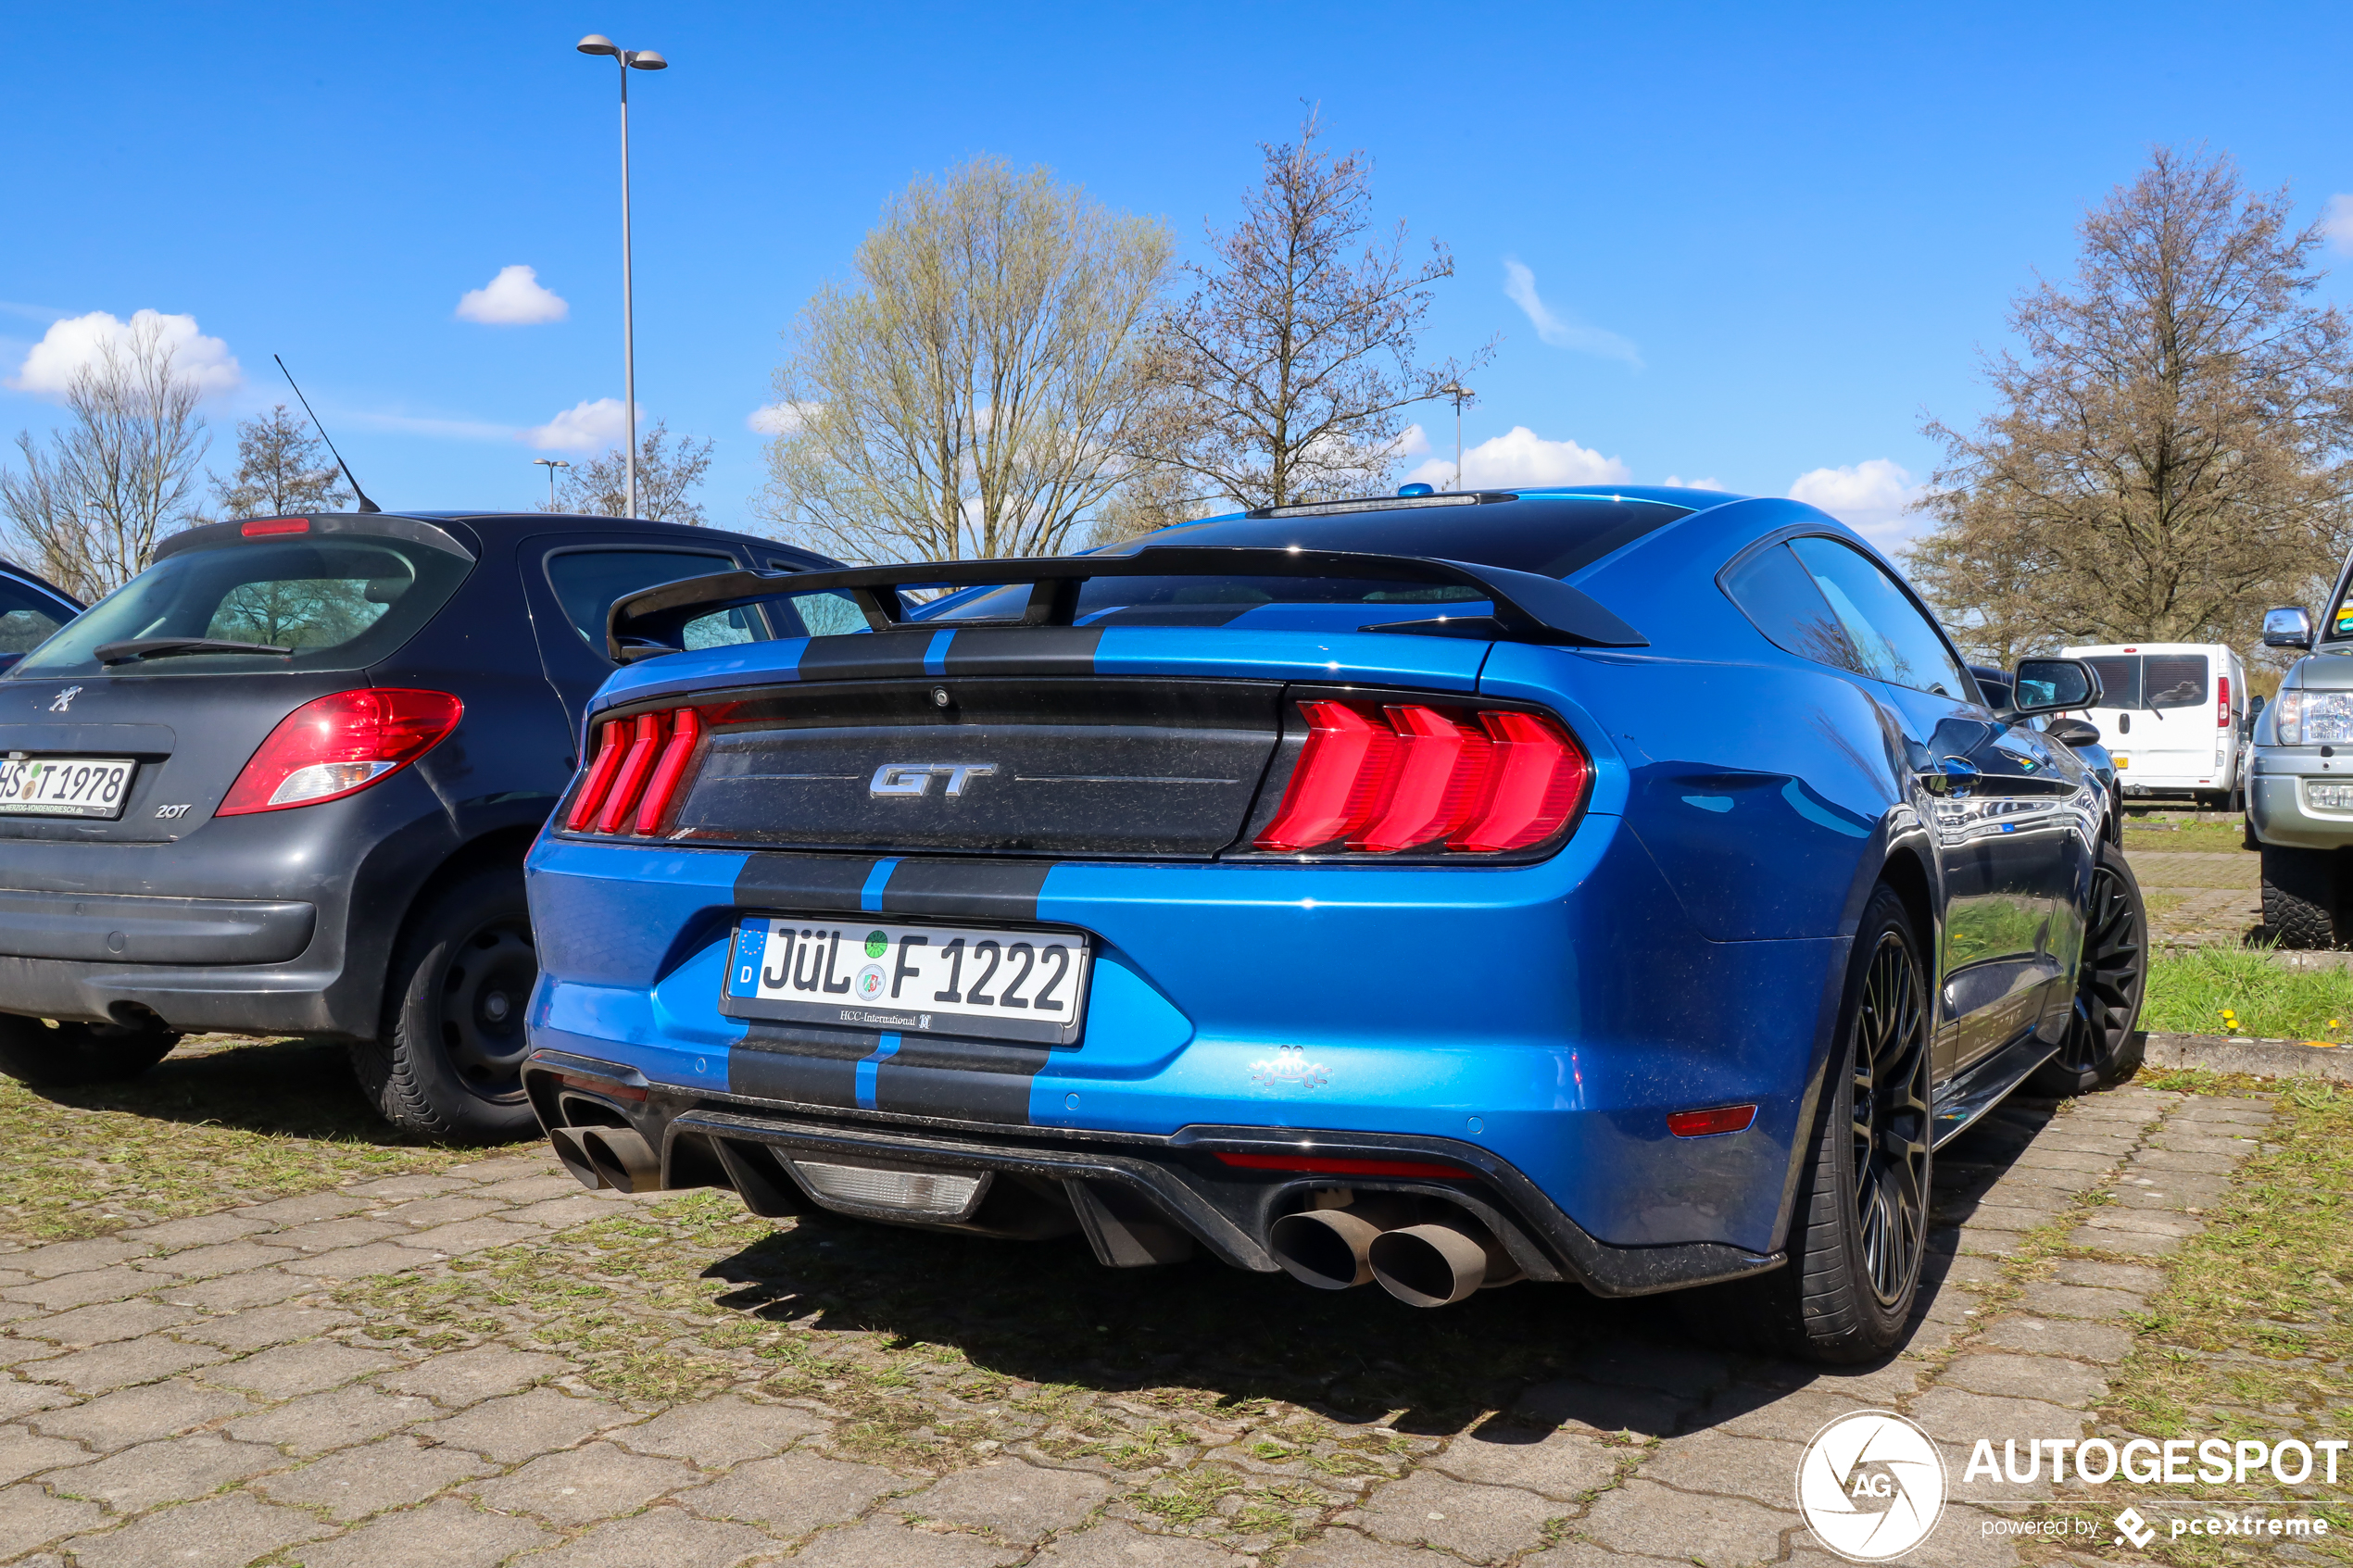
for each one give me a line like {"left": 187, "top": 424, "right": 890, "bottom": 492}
{"left": 0, "top": 510, "right": 837, "bottom": 1138}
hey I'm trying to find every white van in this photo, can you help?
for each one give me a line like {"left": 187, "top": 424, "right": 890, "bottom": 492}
{"left": 2059, "top": 642, "right": 2247, "bottom": 806}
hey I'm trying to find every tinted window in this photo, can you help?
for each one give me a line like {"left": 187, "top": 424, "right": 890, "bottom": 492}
{"left": 10, "top": 537, "right": 470, "bottom": 678}
{"left": 925, "top": 495, "right": 1692, "bottom": 624}
{"left": 1788, "top": 536, "right": 1971, "bottom": 699}
{"left": 546, "top": 549, "right": 761, "bottom": 656}
{"left": 2081, "top": 656, "right": 2142, "bottom": 709}
{"left": 2144, "top": 654, "right": 2208, "bottom": 710}
{"left": 0, "top": 578, "right": 69, "bottom": 664}
{"left": 1721, "top": 544, "right": 1866, "bottom": 672}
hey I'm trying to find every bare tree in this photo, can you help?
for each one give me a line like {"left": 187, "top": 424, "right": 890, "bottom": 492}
{"left": 757, "top": 157, "right": 1175, "bottom": 562}
{"left": 208, "top": 404, "right": 352, "bottom": 520}
{"left": 550, "top": 420, "right": 714, "bottom": 524}
{"left": 1910, "top": 146, "right": 2353, "bottom": 657}
{"left": 0, "top": 317, "right": 209, "bottom": 599}
{"left": 1151, "top": 112, "right": 1491, "bottom": 510}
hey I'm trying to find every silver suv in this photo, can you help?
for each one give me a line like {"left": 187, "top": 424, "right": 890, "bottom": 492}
{"left": 2248, "top": 577, "right": 2353, "bottom": 946}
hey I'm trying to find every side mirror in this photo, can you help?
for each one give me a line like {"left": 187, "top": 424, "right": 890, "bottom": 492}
{"left": 2264, "top": 607, "right": 2315, "bottom": 649}
{"left": 2044, "top": 716, "right": 2101, "bottom": 747}
{"left": 2010, "top": 658, "right": 2104, "bottom": 716}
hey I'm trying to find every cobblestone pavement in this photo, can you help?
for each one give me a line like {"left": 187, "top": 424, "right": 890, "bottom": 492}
{"left": 0, "top": 1083, "right": 2277, "bottom": 1567}
{"left": 2126, "top": 848, "right": 2259, "bottom": 947}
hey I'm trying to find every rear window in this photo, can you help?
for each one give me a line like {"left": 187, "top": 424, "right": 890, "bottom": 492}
{"left": 2077, "top": 654, "right": 2208, "bottom": 711}
{"left": 922, "top": 495, "right": 1690, "bottom": 625}
{"left": 9, "top": 537, "right": 471, "bottom": 679}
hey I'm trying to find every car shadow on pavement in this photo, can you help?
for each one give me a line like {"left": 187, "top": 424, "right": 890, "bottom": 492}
{"left": 681, "top": 1102, "right": 2060, "bottom": 1443}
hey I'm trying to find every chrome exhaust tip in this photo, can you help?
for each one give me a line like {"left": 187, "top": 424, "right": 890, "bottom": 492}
{"left": 1368, "top": 1217, "right": 1525, "bottom": 1308}
{"left": 578, "top": 1126, "right": 663, "bottom": 1194}
{"left": 547, "top": 1126, "right": 607, "bottom": 1191}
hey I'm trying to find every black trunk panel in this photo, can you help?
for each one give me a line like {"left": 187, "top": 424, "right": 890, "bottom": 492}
{"left": 669, "top": 678, "right": 1283, "bottom": 859}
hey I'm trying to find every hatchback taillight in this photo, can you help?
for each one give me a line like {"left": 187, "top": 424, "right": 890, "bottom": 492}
{"left": 1254, "top": 699, "right": 1591, "bottom": 855}
{"left": 217, "top": 688, "right": 463, "bottom": 816}
{"left": 567, "top": 707, "right": 706, "bottom": 836}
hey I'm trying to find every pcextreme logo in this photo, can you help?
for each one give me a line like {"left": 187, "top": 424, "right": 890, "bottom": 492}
{"left": 1797, "top": 1411, "right": 1947, "bottom": 1562}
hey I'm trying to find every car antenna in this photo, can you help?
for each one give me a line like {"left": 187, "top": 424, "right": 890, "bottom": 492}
{"left": 272, "top": 354, "right": 381, "bottom": 514}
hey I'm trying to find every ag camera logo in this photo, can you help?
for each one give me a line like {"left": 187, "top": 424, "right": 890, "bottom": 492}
{"left": 1797, "top": 1411, "right": 1947, "bottom": 1562}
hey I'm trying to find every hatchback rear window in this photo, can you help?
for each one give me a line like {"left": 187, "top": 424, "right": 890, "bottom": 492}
{"left": 9, "top": 536, "right": 471, "bottom": 678}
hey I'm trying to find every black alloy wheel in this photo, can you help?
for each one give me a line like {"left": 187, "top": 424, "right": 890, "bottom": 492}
{"left": 438, "top": 918, "right": 538, "bottom": 1098}
{"left": 1850, "top": 931, "right": 1932, "bottom": 1310}
{"left": 2032, "top": 840, "right": 2148, "bottom": 1094}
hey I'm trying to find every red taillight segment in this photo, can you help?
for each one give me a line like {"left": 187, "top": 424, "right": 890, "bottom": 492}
{"left": 635, "top": 707, "right": 704, "bottom": 834}
{"left": 240, "top": 517, "right": 309, "bottom": 537}
{"left": 566, "top": 707, "right": 710, "bottom": 837}
{"left": 217, "top": 688, "right": 462, "bottom": 816}
{"left": 1667, "top": 1104, "right": 1757, "bottom": 1138}
{"left": 1255, "top": 700, "right": 1590, "bottom": 856}
{"left": 2217, "top": 674, "right": 2231, "bottom": 730}
{"left": 595, "top": 714, "right": 665, "bottom": 834}
{"left": 1213, "top": 1151, "right": 1476, "bottom": 1178}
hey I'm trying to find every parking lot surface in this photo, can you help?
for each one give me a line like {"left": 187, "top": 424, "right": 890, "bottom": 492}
{"left": 0, "top": 1083, "right": 2280, "bottom": 1567}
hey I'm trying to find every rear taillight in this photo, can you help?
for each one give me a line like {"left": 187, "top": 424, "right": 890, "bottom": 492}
{"left": 566, "top": 706, "right": 708, "bottom": 837}
{"left": 1254, "top": 699, "right": 1591, "bottom": 856}
{"left": 217, "top": 688, "right": 462, "bottom": 816}
{"left": 2218, "top": 674, "right": 2231, "bottom": 729}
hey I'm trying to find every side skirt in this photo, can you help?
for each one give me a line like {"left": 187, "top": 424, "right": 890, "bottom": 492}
{"left": 1930, "top": 1029, "right": 2061, "bottom": 1148}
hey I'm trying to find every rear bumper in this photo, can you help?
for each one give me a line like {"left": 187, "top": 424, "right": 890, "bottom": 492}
{"left": 523, "top": 1048, "right": 1786, "bottom": 1298}
{"left": 0, "top": 888, "right": 314, "bottom": 964}
{"left": 525, "top": 819, "right": 1845, "bottom": 1260}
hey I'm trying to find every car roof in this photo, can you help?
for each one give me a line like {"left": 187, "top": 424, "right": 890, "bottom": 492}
{"left": 187, "top": 510, "right": 832, "bottom": 563}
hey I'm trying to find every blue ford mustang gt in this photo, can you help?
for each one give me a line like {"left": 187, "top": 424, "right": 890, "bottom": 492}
{"left": 520, "top": 485, "right": 2145, "bottom": 1362}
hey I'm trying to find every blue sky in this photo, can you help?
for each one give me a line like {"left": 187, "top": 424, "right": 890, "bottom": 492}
{"left": 6, "top": 2, "right": 2350, "bottom": 549}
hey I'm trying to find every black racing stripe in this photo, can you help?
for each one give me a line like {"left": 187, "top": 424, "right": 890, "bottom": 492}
{"left": 875, "top": 1038, "right": 1050, "bottom": 1123}
{"left": 728, "top": 1022, "right": 875, "bottom": 1109}
{"left": 879, "top": 859, "right": 1053, "bottom": 922}
{"left": 798, "top": 631, "right": 936, "bottom": 682}
{"left": 733, "top": 853, "right": 881, "bottom": 915}
{"left": 939, "top": 626, "right": 1102, "bottom": 676}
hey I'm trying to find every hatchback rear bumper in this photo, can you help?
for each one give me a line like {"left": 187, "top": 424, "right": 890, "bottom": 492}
{"left": 0, "top": 887, "right": 315, "bottom": 965}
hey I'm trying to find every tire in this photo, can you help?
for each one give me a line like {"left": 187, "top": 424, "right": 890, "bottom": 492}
{"left": 1679, "top": 885, "right": 1931, "bottom": 1363}
{"left": 2260, "top": 845, "right": 2344, "bottom": 950}
{"left": 2030, "top": 840, "right": 2148, "bottom": 1095}
{"left": 0, "top": 1014, "right": 180, "bottom": 1087}
{"left": 352, "top": 867, "right": 540, "bottom": 1142}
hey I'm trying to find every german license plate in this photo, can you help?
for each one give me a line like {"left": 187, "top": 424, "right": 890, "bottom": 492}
{"left": 0, "top": 756, "right": 137, "bottom": 819}
{"left": 720, "top": 915, "right": 1089, "bottom": 1047}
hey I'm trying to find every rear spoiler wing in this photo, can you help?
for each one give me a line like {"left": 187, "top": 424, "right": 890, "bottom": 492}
{"left": 608, "top": 546, "right": 1647, "bottom": 663}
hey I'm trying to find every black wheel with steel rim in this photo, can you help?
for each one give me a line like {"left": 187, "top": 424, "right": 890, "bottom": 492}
{"left": 1850, "top": 928, "right": 1931, "bottom": 1310}
{"left": 2032, "top": 840, "right": 2148, "bottom": 1095}
{"left": 437, "top": 918, "right": 537, "bottom": 1097}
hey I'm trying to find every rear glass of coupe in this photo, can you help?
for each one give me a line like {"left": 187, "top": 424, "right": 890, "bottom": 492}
{"left": 924, "top": 495, "right": 1690, "bottom": 622}
{"left": 10, "top": 536, "right": 471, "bottom": 678}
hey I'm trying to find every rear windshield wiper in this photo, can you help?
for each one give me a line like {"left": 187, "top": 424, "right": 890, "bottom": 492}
{"left": 93, "top": 637, "right": 295, "bottom": 666}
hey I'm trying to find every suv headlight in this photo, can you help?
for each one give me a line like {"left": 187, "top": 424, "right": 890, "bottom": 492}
{"left": 2273, "top": 691, "right": 2353, "bottom": 746}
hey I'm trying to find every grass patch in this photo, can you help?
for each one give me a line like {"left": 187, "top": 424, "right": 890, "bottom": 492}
{"left": 0, "top": 1034, "right": 494, "bottom": 1244}
{"left": 2141, "top": 947, "right": 2353, "bottom": 1044}
{"left": 2125, "top": 819, "right": 2252, "bottom": 855}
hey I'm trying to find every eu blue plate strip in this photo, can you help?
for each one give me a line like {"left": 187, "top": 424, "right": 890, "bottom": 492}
{"left": 855, "top": 1035, "right": 901, "bottom": 1110}
{"left": 861, "top": 859, "right": 900, "bottom": 912}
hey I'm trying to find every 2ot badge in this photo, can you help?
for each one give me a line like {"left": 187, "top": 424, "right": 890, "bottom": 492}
{"left": 1799, "top": 1411, "right": 1948, "bottom": 1562}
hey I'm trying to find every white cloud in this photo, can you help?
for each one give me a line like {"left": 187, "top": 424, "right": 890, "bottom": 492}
{"left": 748, "top": 401, "right": 818, "bottom": 435}
{"left": 1788, "top": 458, "right": 1926, "bottom": 544}
{"left": 1390, "top": 422, "right": 1432, "bottom": 458}
{"left": 456, "top": 265, "right": 569, "bottom": 325}
{"left": 1403, "top": 425, "right": 1631, "bottom": 490}
{"left": 524, "top": 397, "right": 629, "bottom": 451}
{"left": 1664, "top": 474, "right": 1726, "bottom": 490}
{"left": 2324, "top": 194, "right": 2353, "bottom": 256}
{"left": 346, "top": 408, "right": 517, "bottom": 442}
{"left": 1503, "top": 258, "right": 1642, "bottom": 368}
{"left": 8, "top": 308, "right": 242, "bottom": 400}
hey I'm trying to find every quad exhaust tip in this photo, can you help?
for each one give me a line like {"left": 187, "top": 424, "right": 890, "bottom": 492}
{"left": 548, "top": 1124, "right": 662, "bottom": 1194}
{"left": 1267, "top": 1197, "right": 1523, "bottom": 1306}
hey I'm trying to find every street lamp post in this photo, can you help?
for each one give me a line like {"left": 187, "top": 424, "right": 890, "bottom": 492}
{"left": 574, "top": 34, "right": 667, "bottom": 521}
{"left": 533, "top": 458, "right": 573, "bottom": 509}
{"left": 1440, "top": 382, "right": 1476, "bottom": 492}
